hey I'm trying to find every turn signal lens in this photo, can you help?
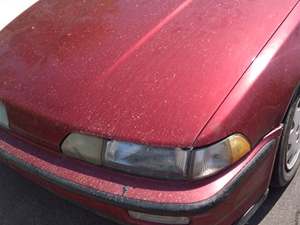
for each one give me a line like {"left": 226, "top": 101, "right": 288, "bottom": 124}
{"left": 227, "top": 134, "right": 251, "bottom": 163}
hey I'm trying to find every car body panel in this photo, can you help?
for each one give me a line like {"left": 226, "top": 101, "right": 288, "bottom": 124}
{"left": 195, "top": 2, "right": 300, "bottom": 147}
{"left": 1, "top": 1, "right": 300, "bottom": 225}
{"left": 0, "top": 0, "right": 298, "bottom": 148}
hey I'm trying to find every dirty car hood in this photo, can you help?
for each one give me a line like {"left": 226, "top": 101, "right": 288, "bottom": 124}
{"left": 0, "top": 0, "right": 298, "bottom": 148}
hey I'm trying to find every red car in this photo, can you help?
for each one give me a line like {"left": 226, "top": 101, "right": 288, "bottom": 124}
{"left": 1, "top": 0, "right": 300, "bottom": 225}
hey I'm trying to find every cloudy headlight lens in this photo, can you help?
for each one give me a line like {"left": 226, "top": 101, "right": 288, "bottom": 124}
{"left": 191, "top": 134, "right": 251, "bottom": 178}
{"left": 103, "top": 140, "right": 189, "bottom": 179}
{"left": 0, "top": 102, "right": 9, "bottom": 128}
{"left": 61, "top": 133, "right": 251, "bottom": 179}
{"left": 61, "top": 133, "right": 104, "bottom": 165}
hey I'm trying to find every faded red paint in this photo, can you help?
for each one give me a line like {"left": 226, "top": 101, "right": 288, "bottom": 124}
{"left": 1, "top": 1, "right": 300, "bottom": 225}
{"left": 0, "top": 0, "right": 298, "bottom": 148}
{"left": 195, "top": 2, "right": 300, "bottom": 147}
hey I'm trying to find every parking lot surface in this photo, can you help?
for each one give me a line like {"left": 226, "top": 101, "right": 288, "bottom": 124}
{"left": 0, "top": 163, "right": 299, "bottom": 225}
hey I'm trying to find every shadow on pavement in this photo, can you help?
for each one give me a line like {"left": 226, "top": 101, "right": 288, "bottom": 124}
{"left": 247, "top": 186, "right": 287, "bottom": 225}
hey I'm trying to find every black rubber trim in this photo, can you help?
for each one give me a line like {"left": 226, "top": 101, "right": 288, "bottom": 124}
{"left": 0, "top": 140, "right": 275, "bottom": 216}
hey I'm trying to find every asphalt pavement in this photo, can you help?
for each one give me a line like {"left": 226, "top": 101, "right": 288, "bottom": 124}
{"left": 0, "top": 162, "right": 299, "bottom": 225}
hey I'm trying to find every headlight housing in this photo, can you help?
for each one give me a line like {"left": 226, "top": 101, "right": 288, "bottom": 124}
{"left": 61, "top": 133, "right": 251, "bottom": 180}
{"left": 61, "top": 133, "right": 104, "bottom": 165}
{"left": 103, "top": 141, "right": 189, "bottom": 179}
{"left": 190, "top": 134, "right": 251, "bottom": 178}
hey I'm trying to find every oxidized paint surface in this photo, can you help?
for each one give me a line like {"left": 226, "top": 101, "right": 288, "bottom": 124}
{"left": 1, "top": 1, "right": 300, "bottom": 225}
{"left": 0, "top": 0, "right": 298, "bottom": 149}
{"left": 196, "top": 2, "right": 300, "bottom": 147}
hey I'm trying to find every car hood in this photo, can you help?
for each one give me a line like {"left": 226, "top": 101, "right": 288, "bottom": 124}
{"left": 0, "top": 0, "right": 297, "bottom": 148}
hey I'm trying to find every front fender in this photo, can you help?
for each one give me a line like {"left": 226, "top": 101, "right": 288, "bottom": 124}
{"left": 194, "top": 2, "right": 300, "bottom": 147}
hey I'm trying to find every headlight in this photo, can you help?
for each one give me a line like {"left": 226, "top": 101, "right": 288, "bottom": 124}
{"left": 61, "top": 133, "right": 251, "bottom": 179}
{"left": 103, "top": 141, "right": 189, "bottom": 179}
{"left": 61, "top": 133, "right": 104, "bottom": 165}
{"left": 191, "top": 134, "right": 251, "bottom": 178}
{"left": 0, "top": 102, "right": 9, "bottom": 128}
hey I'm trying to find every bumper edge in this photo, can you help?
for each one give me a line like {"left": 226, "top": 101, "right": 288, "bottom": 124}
{"left": 0, "top": 139, "right": 276, "bottom": 215}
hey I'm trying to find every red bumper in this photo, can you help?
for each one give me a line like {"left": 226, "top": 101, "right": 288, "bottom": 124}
{"left": 0, "top": 127, "right": 282, "bottom": 225}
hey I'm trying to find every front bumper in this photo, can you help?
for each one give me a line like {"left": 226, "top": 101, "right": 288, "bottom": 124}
{"left": 0, "top": 126, "right": 282, "bottom": 225}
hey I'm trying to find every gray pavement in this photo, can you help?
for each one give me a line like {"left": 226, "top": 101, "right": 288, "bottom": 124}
{"left": 0, "top": 163, "right": 299, "bottom": 225}
{"left": 248, "top": 170, "right": 300, "bottom": 225}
